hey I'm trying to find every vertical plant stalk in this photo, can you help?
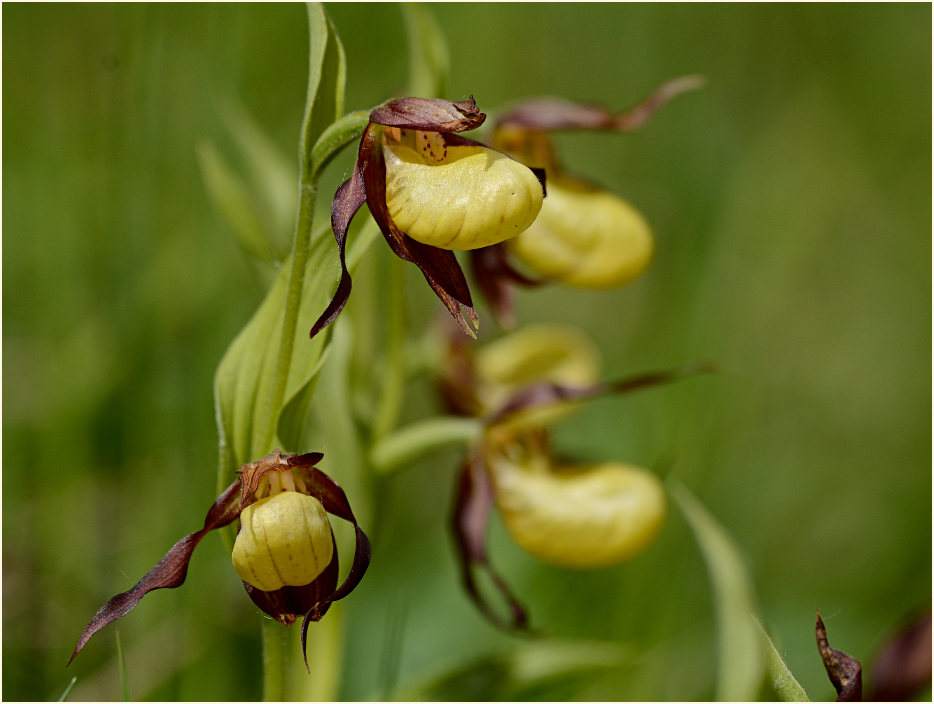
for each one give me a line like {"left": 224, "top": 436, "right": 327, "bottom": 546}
{"left": 371, "top": 255, "right": 407, "bottom": 443}
{"left": 252, "top": 177, "right": 316, "bottom": 456}
{"left": 255, "top": 4, "right": 344, "bottom": 699}
{"left": 261, "top": 619, "right": 290, "bottom": 702}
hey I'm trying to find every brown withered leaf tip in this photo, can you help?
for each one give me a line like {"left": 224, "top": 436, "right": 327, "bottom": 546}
{"left": 816, "top": 609, "right": 863, "bottom": 702}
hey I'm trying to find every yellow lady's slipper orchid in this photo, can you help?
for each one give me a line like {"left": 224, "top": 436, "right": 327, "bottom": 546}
{"left": 445, "top": 323, "right": 712, "bottom": 631}
{"left": 70, "top": 450, "right": 370, "bottom": 668}
{"left": 310, "top": 96, "right": 545, "bottom": 340}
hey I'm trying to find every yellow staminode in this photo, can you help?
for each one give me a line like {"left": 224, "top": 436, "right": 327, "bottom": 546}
{"left": 232, "top": 491, "right": 334, "bottom": 592}
{"left": 507, "top": 177, "right": 653, "bottom": 289}
{"left": 383, "top": 141, "right": 543, "bottom": 250}
{"left": 489, "top": 451, "right": 666, "bottom": 568}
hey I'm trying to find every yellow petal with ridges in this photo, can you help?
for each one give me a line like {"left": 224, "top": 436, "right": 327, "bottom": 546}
{"left": 232, "top": 492, "right": 334, "bottom": 592}
{"left": 489, "top": 454, "right": 666, "bottom": 568}
{"left": 384, "top": 143, "right": 543, "bottom": 250}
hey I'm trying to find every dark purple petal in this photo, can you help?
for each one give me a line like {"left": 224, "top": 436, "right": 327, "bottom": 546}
{"left": 489, "top": 361, "right": 716, "bottom": 425}
{"left": 470, "top": 244, "right": 546, "bottom": 331}
{"left": 496, "top": 75, "right": 705, "bottom": 132}
{"left": 309, "top": 131, "right": 370, "bottom": 340}
{"left": 370, "top": 96, "right": 486, "bottom": 133}
{"left": 816, "top": 610, "right": 863, "bottom": 702}
{"left": 451, "top": 452, "right": 530, "bottom": 631}
{"left": 68, "top": 480, "right": 243, "bottom": 664}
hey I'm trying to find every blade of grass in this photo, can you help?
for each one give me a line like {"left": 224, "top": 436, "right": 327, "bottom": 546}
{"left": 669, "top": 480, "right": 764, "bottom": 701}
{"left": 56, "top": 676, "right": 78, "bottom": 702}
{"left": 115, "top": 629, "right": 130, "bottom": 702}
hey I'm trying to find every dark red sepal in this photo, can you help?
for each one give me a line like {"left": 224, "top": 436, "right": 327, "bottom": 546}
{"left": 451, "top": 451, "right": 531, "bottom": 632}
{"left": 291, "top": 462, "right": 372, "bottom": 668}
{"left": 470, "top": 244, "right": 546, "bottom": 330}
{"left": 370, "top": 95, "right": 486, "bottom": 133}
{"left": 496, "top": 75, "right": 705, "bottom": 132}
{"left": 68, "top": 480, "right": 243, "bottom": 665}
{"left": 488, "top": 361, "right": 717, "bottom": 426}
{"left": 309, "top": 139, "right": 369, "bottom": 340}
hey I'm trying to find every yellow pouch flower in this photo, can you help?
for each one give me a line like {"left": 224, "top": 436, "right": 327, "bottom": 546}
{"left": 507, "top": 177, "right": 653, "bottom": 289}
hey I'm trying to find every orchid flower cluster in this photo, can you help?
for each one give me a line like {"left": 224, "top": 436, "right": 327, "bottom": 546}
{"left": 69, "top": 14, "right": 701, "bottom": 681}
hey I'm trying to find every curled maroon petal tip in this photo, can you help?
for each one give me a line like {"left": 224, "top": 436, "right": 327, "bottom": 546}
{"left": 451, "top": 453, "right": 532, "bottom": 632}
{"left": 496, "top": 75, "right": 705, "bottom": 132}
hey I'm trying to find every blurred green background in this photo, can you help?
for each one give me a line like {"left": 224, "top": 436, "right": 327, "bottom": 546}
{"left": 3, "top": 3, "right": 930, "bottom": 701}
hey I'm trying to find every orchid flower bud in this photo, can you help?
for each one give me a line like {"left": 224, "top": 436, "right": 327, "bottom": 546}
{"left": 488, "top": 446, "right": 666, "bottom": 568}
{"left": 69, "top": 450, "right": 370, "bottom": 669}
{"left": 505, "top": 175, "right": 653, "bottom": 289}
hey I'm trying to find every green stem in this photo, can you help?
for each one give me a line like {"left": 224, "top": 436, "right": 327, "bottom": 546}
{"left": 252, "top": 180, "right": 316, "bottom": 456}
{"left": 261, "top": 619, "right": 289, "bottom": 702}
{"left": 370, "top": 416, "right": 485, "bottom": 473}
{"left": 372, "top": 255, "right": 407, "bottom": 443}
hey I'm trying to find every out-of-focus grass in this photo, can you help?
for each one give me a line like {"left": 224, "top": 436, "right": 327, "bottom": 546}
{"left": 3, "top": 3, "right": 930, "bottom": 701}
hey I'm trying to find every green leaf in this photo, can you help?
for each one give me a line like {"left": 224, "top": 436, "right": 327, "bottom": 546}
{"left": 758, "top": 619, "right": 810, "bottom": 701}
{"left": 301, "top": 3, "right": 346, "bottom": 171}
{"left": 214, "top": 224, "right": 335, "bottom": 480}
{"left": 401, "top": 3, "right": 450, "bottom": 98}
{"left": 196, "top": 140, "right": 274, "bottom": 263}
{"left": 219, "top": 101, "right": 298, "bottom": 260}
{"left": 310, "top": 318, "right": 372, "bottom": 525}
{"left": 669, "top": 480, "right": 765, "bottom": 701}
{"left": 214, "top": 2, "right": 349, "bottom": 490}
